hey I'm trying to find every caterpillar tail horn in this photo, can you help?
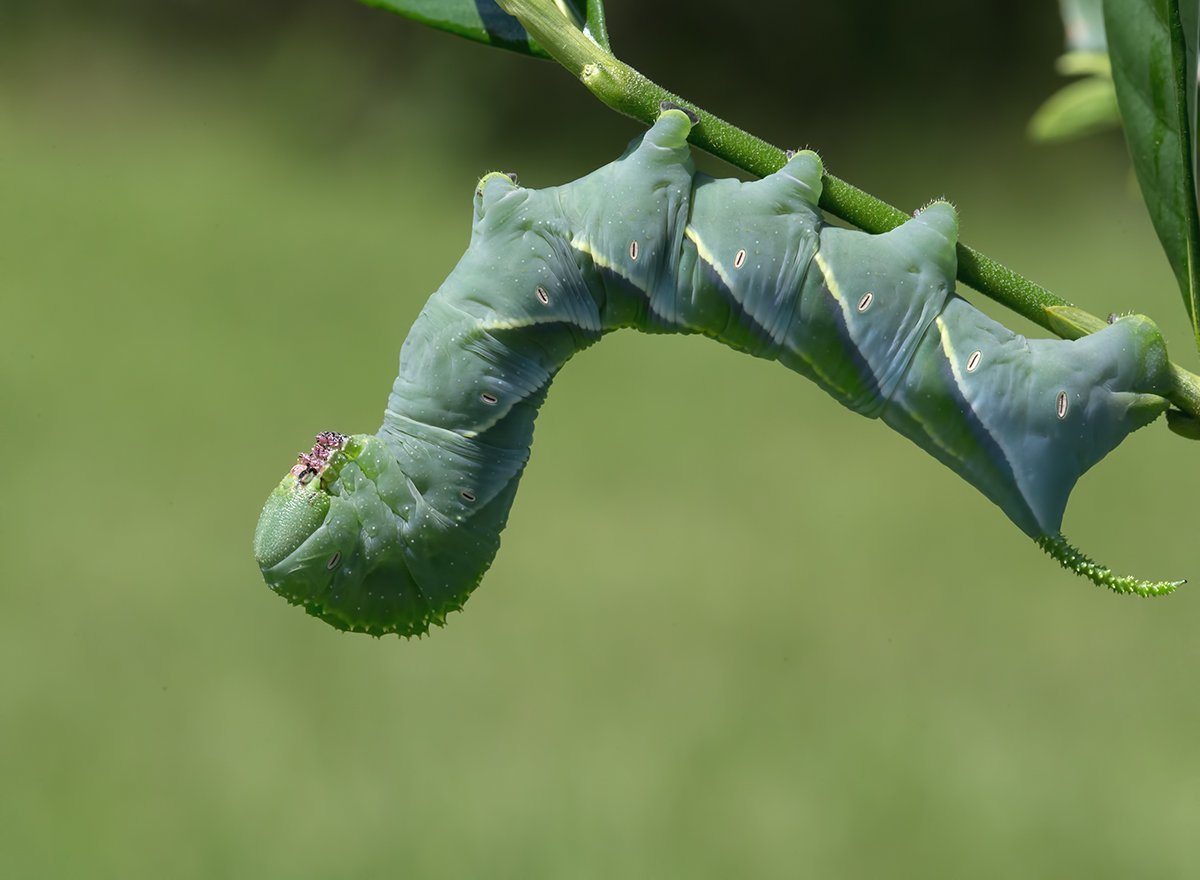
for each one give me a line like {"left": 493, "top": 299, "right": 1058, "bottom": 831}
{"left": 1037, "top": 534, "right": 1184, "bottom": 597}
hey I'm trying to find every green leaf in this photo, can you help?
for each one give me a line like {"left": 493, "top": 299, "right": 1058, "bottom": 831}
{"left": 1055, "top": 50, "right": 1111, "bottom": 76}
{"left": 360, "top": 0, "right": 608, "bottom": 57}
{"left": 1105, "top": 0, "right": 1200, "bottom": 346}
{"left": 1180, "top": 1, "right": 1199, "bottom": 191}
{"left": 584, "top": 0, "right": 610, "bottom": 50}
{"left": 361, "top": 0, "right": 545, "bottom": 55}
{"left": 1044, "top": 305, "right": 1112, "bottom": 338}
{"left": 1029, "top": 72, "right": 1120, "bottom": 141}
{"left": 1032, "top": 7, "right": 1120, "bottom": 141}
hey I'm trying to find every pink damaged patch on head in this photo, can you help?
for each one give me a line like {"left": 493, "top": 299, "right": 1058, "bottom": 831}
{"left": 290, "top": 431, "right": 348, "bottom": 485}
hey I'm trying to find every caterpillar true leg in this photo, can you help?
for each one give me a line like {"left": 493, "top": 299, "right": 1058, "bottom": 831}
{"left": 254, "top": 108, "right": 1179, "bottom": 636}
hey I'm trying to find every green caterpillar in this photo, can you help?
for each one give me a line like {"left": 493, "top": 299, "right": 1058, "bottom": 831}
{"left": 254, "top": 107, "right": 1179, "bottom": 637}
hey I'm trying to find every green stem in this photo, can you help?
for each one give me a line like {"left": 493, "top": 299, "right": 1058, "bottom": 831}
{"left": 496, "top": 0, "right": 1200, "bottom": 420}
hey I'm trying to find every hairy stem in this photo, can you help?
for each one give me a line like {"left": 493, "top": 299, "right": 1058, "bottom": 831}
{"left": 496, "top": 0, "right": 1200, "bottom": 420}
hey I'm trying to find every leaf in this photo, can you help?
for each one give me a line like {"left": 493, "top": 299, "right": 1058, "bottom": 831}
{"left": 1056, "top": 50, "right": 1111, "bottom": 76}
{"left": 1029, "top": 72, "right": 1120, "bottom": 141}
{"left": 1032, "top": 6, "right": 1120, "bottom": 141}
{"left": 1105, "top": 0, "right": 1200, "bottom": 346}
{"left": 1060, "top": 0, "right": 1109, "bottom": 51}
{"left": 360, "top": 0, "right": 608, "bottom": 57}
{"left": 583, "top": 0, "right": 610, "bottom": 50}
{"left": 361, "top": 0, "right": 545, "bottom": 54}
{"left": 1044, "top": 305, "right": 1111, "bottom": 338}
{"left": 1180, "top": 1, "right": 1199, "bottom": 193}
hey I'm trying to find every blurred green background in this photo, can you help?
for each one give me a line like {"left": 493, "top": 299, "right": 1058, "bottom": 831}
{"left": 4, "top": 2, "right": 1200, "bottom": 877}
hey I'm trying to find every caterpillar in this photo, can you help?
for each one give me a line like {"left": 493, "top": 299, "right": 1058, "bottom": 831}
{"left": 254, "top": 107, "right": 1179, "bottom": 637}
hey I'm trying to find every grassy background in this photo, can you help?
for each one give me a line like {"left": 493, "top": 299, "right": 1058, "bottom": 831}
{"left": 4, "top": 7, "right": 1200, "bottom": 877}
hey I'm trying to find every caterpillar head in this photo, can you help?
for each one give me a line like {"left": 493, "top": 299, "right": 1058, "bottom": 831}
{"left": 254, "top": 432, "right": 464, "bottom": 637}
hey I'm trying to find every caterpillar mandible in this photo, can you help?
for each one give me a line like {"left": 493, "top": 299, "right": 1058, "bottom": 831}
{"left": 254, "top": 107, "right": 1179, "bottom": 637}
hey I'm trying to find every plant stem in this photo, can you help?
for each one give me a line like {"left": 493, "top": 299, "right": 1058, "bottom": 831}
{"left": 496, "top": 0, "right": 1200, "bottom": 420}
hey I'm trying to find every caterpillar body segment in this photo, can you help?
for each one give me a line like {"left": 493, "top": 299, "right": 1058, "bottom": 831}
{"left": 254, "top": 109, "right": 1176, "bottom": 636}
